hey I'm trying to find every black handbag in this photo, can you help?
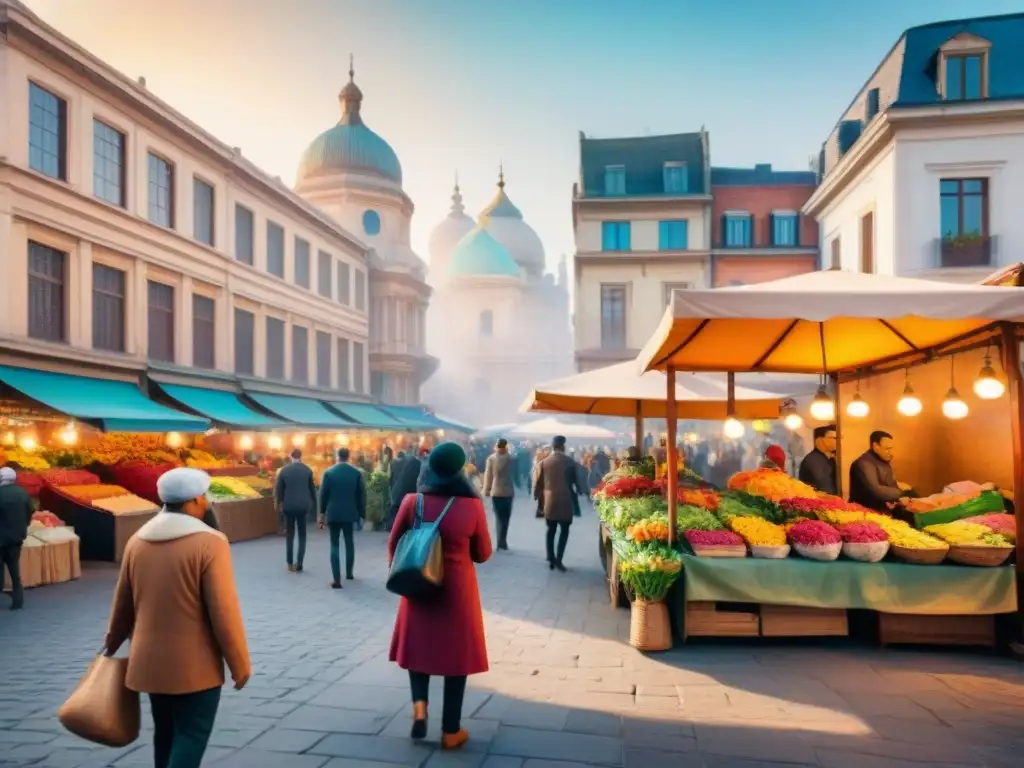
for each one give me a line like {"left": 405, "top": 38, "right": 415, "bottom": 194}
{"left": 386, "top": 494, "right": 455, "bottom": 598}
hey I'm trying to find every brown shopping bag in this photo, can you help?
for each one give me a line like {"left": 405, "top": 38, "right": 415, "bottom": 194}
{"left": 58, "top": 653, "right": 140, "bottom": 747}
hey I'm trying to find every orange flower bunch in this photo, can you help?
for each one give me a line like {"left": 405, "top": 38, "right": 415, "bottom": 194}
{"left": 58, "top": 484, "right": 130, "bottom": 503}
{"left": 679, "top": 488, "right": 719, "bottom": 510}
{"left": 727, "top": 469, "right": 819, "bottom": 503}
{"left": 627, "top": 517, "right": 671, "bottom": 543}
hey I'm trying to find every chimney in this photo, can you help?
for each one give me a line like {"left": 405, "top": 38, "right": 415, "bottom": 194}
{"left": 137, "top": 76, "right": 146, "bottom": 88}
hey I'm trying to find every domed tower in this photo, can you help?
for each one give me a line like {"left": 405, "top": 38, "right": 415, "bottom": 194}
{"left": 295, "top": 58, "right": 436, "bottom": 405}
{"left": 427, "top": 176, "right": 475, "bottom": 287}
{"left": 478, "top": 167, "right": 546, "bottom": 281}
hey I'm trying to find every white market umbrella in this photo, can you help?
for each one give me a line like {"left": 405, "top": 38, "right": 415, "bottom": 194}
{"left": 508, "top": 417, "right": 616, "bottom": 440}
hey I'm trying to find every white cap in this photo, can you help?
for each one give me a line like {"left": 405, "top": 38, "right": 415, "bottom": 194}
{"left": 0, "top": 467, "right": 15, "bottom": 485}
{"left": 157, "top": 467, "right": 211, "bottom": 504}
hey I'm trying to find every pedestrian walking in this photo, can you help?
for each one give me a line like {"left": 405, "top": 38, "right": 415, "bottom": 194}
{"left": 274, "top": 449, "right": 317, "bottom": 573}
{"left": 388, "top": 450, "right": 421, "bottom": 531}
{"left": 482, "top": 438, "right": 515, "bottom": 550}
{"left": 318, "top": 447, "right": 366, "bottom": 588}
{"left": 103, "top": 468, "right": 250, "bottom": 768}
{"left": 388, "top": 442, "right": 492, "bottom": 751}
{"left": 0, "top": 467, "right": 33, "bottom": 610}
{"left": 534, "top": 435, "right": 581, "bottom": 572}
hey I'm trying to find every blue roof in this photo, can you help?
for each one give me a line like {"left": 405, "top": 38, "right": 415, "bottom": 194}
{"left": 579, "top": 132, "right": 705, "bottom": 197}
{"left": 298, "top": 123, "right": 402, "bottom": 183}
{"left": 157, "top": 384, "right": 285, "bottom": 429}
{"left": 246, "top": 393, "right": 351, "bottom": 428}
{"left": 328, "top": 401, "right": 409, "bottom": 430}
{"left": 0, "top": 366, "right": 208, "bottom": 433}
{"left": 711, "top": 164, "right": 817, "bottom": 187}
{"left": 384, "top": 406, "right": 475, "bottom": 433}
{"left": 447, "top": 227, "right": 521, "bottom": 279}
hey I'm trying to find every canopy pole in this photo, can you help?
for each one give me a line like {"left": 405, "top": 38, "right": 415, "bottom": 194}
{"left": 831, "top": 373, "right": 843, "bottom": 497}
{"left": 634, "top": 400, "right": 643, "bottom": 453}
{"left": 666, "top": 366, "right": 678, "bottom": 547}
{"left": 1000, "top": 324, "right": 1024, "bottom": 632}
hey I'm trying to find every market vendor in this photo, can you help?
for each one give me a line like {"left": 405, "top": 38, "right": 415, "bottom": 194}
{"left": 848, "top": 430, "right": 912, "bottom": 511}
{"left": 798, "top": 424, "right": 837, "bottom": 495}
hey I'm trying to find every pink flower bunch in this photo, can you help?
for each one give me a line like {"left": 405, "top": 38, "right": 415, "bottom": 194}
{"left": 962, "top": 513, "right": 1016, "bottom": 539}
{"left": 837, "top": 521, "right": 887, "bottom": 543}
{"left": 787, "top": 519, "right": 841, "bottom": 546}
{"left": 685, "top": 529, "right": 744, "bottom": 547}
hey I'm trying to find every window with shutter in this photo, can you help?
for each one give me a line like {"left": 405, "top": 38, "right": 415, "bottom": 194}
{"left": 294, "top": 237, "right": 310, "bottom": 288}
{"left": 336, "top": 338, "right": 350, "bottom": 390}
{"left": 147, "top": 281, "right": 175, "bottom": 362}
{"left": 235, "top": 205, "right": 254, "bottom": 265}
{"left": 192, "top": 295, "right": 215, "bottom": 369}
{"left": 92, "top": 263, "right": 126, "bottom": 352}
{"left": 266, "top": 317, "right": 285, "bottom": 380}
{"left": 353, "top": 341, "right": 365, "bottom": 393}
{"left": 27, "top": 242, "right": 66, "bottom": 342}
{"left": 317, "top": 251, "right": 332, "bottom": 299}
{"left": 292, "top": 325, "right": 309, "bottom": 385}
{"left": 233, "top": 308, "right": 255, "bottom": 375}
{"left": 267, "top": 222, "right": 285, "bottom": 278}
{"left": 316, "top": 331, "right": 331, "bottom": 388}
{"left": 337, "top": 261, "right": 351, "bottom": 305}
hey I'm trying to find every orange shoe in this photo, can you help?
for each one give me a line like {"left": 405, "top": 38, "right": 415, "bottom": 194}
{"left": 441, "top": 729, "right": 469, "bottom": 750}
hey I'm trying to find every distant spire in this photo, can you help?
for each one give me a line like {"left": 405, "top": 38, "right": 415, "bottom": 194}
{"left": 349, "top": 53, "right": 355, "bottom": 82}
{"left": 498, "top": 163, "right": 505, "bottom": 189}
{"left": 339, "top": 53, "right": 363, "bottom": 125}
{"left": 449, "top": 172, "right": 465, "bottom": 216}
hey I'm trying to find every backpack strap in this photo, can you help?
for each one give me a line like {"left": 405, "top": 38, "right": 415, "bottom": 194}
{"left": 413, "top": 493, "right": 425, "bottom": 529}
{"left": 435, "top": 497, "right": 456, "bottom": 526}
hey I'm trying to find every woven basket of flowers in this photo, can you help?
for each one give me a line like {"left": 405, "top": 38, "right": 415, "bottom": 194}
{"left": 617, "top": 549, "right": 682, "bottom": 652}
{"left": 947, "top": 544, "right": 1013, "bottom": 567}
{"left": 924, "top": 522, "right": 1012, "bottom": 567}
{"left": 890, "top": 544, "right": 948, "bottom": 565}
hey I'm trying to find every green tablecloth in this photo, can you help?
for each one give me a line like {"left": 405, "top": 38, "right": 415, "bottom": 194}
{"left": 682, "top": 554, "right": 1016, "bottom": 615}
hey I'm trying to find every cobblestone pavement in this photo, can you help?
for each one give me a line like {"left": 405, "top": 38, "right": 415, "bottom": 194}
{"left": 2, "top": 497, "right": 1024, "bottom": 767}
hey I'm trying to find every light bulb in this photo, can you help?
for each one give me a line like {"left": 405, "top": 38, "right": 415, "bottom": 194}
{"left": 291, "top": 434, "right": 305, "bottom": 447}
{"left": 723, "top": 417, "right": 745, "bottom": 439}
{"left": 19, "top": 436, "right": 37, "bottom": 451}
{"left": 2, "top": 431, "right": 15, "bottom": 446}
{"left": 942, "top": 388, "right": 969, "bottom": 420}
{"left": 783, "top": 412, "right": 803, "bottom": 431}
{"left": 165, "top": 432, "right": 183, "bottom": 448}
{"left": 809, "top": 386, "right": 836, "bottom": 421}
{"left": 846, "top": 394, "right": 870, "bottom": 418}
{"left": 973, "top": 362, "right": 1005, "bottom": 399}
{"left": 897, "top": 393, "right": 923, "bottom": 417}
{"left": 239, "top": 434, "right": 254, "bottom": 450}
{"left": 267, "top": 435, "right": 283, "bottom": 450}
{"left": 60, "top": 427, "right": 78, "bottom": 445}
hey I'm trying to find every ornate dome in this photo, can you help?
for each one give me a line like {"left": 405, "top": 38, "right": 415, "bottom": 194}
{"left": 297, "top": 62, "right": 402, "bottom": 184}
{"left": 478, "top": 169, "right": 545, "bottom": 275}
{"left": 428, "top": 179, "right": 476, "bottom": 281}
{"left": 448, "top": 227, "right": 522, "bottom": 279}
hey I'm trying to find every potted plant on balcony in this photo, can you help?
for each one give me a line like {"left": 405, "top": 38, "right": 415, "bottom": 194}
{"left": 941, "top": 232, "right": 989, "bottom": 268}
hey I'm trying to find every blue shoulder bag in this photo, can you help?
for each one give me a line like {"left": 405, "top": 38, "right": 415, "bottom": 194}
{"left": 386, "top": 494, "right": 455, "bottom": 598}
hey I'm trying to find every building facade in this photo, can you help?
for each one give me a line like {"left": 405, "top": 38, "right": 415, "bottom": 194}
{"left": 710, "top": 164, "right": 819, "bottom": 286}
{"left": 0, "top": 0, "right": 372, "bottom": 399}
{"left": 572, "top": 131, "right": 713, "bottom": 371}
{"left": 804, "top": 13, "right": 1024, "bottom": 283}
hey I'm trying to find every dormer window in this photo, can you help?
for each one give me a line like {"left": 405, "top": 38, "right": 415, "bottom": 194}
{"left": 663, "top": 162, "right": 688, "bottom": 194}
{"left": 939, "top": 33, "right": 990, "bottom": 101}
{"left": 603, "top": 165, "right": 625, "bottom": 195}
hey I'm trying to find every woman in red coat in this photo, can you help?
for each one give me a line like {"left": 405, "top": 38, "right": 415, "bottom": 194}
{"left": 388, "top": 442, "right": 492, "bottom": 751}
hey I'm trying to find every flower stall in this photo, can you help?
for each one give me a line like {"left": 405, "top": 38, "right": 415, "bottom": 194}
{"left": 2, "top": 511, "right": 81, "bottom": 598}
{"left": 631, "top": 271, "right": 1024, "bottom": 649}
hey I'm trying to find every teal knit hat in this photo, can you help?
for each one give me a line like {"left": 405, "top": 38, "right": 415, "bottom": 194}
{"left": 428, "top": 442, "right": 466, "bottom": 478}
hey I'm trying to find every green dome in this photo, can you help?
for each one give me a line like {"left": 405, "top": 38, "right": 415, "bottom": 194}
{"left": 448, "top": 227, "right": 521, "bottom": 279}
{"left": 297, "top": 70, "right": 402, "bottom": 184}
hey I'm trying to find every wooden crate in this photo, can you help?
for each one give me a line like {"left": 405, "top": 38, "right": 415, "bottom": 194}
{"left": 761, "top": 605, "right": 849, "bottom": 637}
{"left": 878, "top": 613, "right": 996, "bottom": 647}
{"left": 686, "top": 601, "right": 760, "bottom": 637}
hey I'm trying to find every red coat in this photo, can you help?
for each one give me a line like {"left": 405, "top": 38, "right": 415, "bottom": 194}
{"left": 388, "top": 492, "right": 492, "bottom": 676}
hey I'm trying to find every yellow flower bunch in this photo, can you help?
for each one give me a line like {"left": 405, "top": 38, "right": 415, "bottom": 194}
{"left": 728, "top": 516, "right": 786, "bottom": 546}
{"left": 817, "top": 509, "right": 870, "bottom": 526}
{"left": 208, "top": 477, "right": 261, "bottom": 499}
{"left": 924, "top": 521, "right": 1011, "bottom": 547}
{"left": 885, "top": 525, "right": 948, "bottom": 550}
{"left": 4, "top": 449, "right": 50, "bottom": 471}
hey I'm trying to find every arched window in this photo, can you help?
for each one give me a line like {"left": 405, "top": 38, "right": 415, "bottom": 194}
{"left": 479, "top": 310, "right": 493, "bottom": 337}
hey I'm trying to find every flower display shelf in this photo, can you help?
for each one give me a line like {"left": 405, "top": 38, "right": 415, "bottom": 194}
{"left": 946, "top": 544, "right": 1013, "bottom": 568}
{"left": 691, "top": 543, "right": 747, "bottom": 558}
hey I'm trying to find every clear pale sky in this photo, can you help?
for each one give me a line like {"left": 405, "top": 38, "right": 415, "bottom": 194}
{"left": 23, "top": 0, "right": 1020, "bottom": 273}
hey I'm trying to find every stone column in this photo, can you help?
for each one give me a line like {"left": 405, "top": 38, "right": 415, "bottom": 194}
{"left": 254, "top": 306, "right": 267, "bottom": 378}
{"left": 70, "top": 240, "right": 93, "bottom": 349}
{"left": 178, "top": 275, "right": 193, "bottom": 366}
{"left": 133, "top": 261, "right": 148, "bottom": 362}
{"left": 283, "top": 313, "right": 293, "bottom": 381}
{"left": 215, "top": 283, "right": 231, "bottom": 372}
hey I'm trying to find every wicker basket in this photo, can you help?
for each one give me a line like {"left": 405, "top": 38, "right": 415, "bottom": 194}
{"left": 890, "top": 543, "right": 948, "bottom": 565}
{"left": 629, "top": 599, "right": 673, "bottom": 652}
{"left": 750, "top": 544, "right": 791, "bottom": 559}
{"left": 842, "top": 541, "right": 890, "bottom": 563}
{"left": 792, "top": 542, "right": 842, "bottom": 561}
{"left": 947, "top": 544, "right": 1013, "bottom": 567}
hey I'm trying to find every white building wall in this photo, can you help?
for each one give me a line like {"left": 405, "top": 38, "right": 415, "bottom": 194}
{"left": 576, "top": 205, "right": 709, "bottom": 252}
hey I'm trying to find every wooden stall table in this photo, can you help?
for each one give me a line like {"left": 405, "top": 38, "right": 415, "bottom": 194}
{"left": 3, "top": 538, "right": 80, "bottom": 591}
{"left": 214, "top": 496, "right": 277, "bottom": 543}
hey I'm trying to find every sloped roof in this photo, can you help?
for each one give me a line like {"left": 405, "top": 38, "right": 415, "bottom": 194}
{"left": 711, "top": 164, "right": 817, "bottom": 187}
{"left": 579, "top": 132, "right": 705, "bottom": 197}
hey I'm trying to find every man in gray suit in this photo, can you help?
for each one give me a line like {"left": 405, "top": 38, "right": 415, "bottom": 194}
{"left": 534, "top": 435, "right": 581, "bottom": 572}
{"left": 275, "top": 448, "right": 317, "bottom": 573}
{"left": 318, "top": 447, "right": 366, "bottom": 589}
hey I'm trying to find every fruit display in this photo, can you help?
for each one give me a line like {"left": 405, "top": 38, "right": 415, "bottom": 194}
{"left": 78, "top": 434, "right": 183, "bottom": 467}
{"left": 726, "top": 469, "right": 819, "bottom": 503}
{"left": 57, "top": 484, "right": 130, "bottom": 503}
{"left": 208, "top": 477, "right": 261, "bottom": 500}
{"left": 627, "top": 516, "right": 670, "bottom": 544}
{"left": 185, "top": 449, "right": 232, "bottom": 469}
{"left": 92, "top": 494, "right": 160, "bottom": 515}
{"left": 237, "top": 475, "right": 273, "bottom": 493}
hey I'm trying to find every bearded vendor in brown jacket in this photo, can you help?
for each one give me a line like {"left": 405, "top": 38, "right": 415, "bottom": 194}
{"left": 104, "top": 468, "right": 251, "bottom": 768}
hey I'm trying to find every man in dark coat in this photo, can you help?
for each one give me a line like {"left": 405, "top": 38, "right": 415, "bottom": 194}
{"left": 592, "top": 449, "right": 611, "bottom": 479}
{"left": 387, "top": 450, "right": 421, "bottom": 531}
{"left": 318, "top": 447, "right": 366, "bottom": 588}
{"left": 0, "top": 467, "right": 33, "bottom": 610}
{"left": 799, "top": 424, "right": 838, "bottom": 495}
{"left": 275, "top": 449, "right": 317, "bottom": 573}
{"left": 534, "top": 435, "right": 581, "bottom": 572}
{"left": 849, "top": 431, "right": 912, "bottom": 511}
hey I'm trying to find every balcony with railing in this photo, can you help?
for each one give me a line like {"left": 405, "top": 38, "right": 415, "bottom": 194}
{"left": 934, "top": 234, "right": 996, "bottom": 269}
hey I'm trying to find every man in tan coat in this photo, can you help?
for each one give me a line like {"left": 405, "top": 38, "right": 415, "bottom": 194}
{"left": 483, "top": 438, "right": 515, "bottom": 551}
{"left": 105, "top": 468, "right": 250, "bottom": 768}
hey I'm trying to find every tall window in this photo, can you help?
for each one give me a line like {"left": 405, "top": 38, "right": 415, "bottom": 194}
{"left": 316, "top": 331, "right": 331, "bottom": 388}
{"left": 601, "top": 221, "right": 631, "bottom": 251}
{"left": 663, "top": 163, "right": 688, "bottom": 194}
{"left": 353, "top": 341, "right": 365, "bottom": 393}
{"left": 663, "top": 282, "right": 691, "bottom": 308}
{"left": 28, "top": 83, "right": 66, "bottom": 180}
{"left": 945, "top": 54, "right": 984, "bottom": 101}
{"left": 860, "top": 211, "right": 875, "bottom": 274}
{"left": 93, "top": 120, "right": 125, "bottom": 207}
{"left": 266, "top": 317, "right": 285, "bottom": 380}
{"left": 771, "top": 213, "right": 799, "bottom": 247}
{"left": 27, "top": 242, "right": 65, "bottom": 342}
{"left": 479, "top": 310, "right": 493, "bottom": 337}
{"left": 147, "top": 153, "right": 174, "bottom": 228}
{"left": 233, "top": 308, "right": 254, "bottom": 376}
{"left": 600, "top": 284, "right": 627, "bottom": 350}
{"left": 354, "top": 269, "right": 366, "bottom": 311}
{"left": 291, "top": 325, "right": 309, "bottom": 385}
{"left": 337, "top": 261, "right": 351, "bottom": 305}
{"left": 92, "top": 264, "right": 125, "bottom": 352}
{"left": 658, "top": 220, "right": 688, "bottom": 250}
{"left": 723, "top": 213, "right": 753, "bottom": 247}
{"left": 192, "top": 295, "right": 215, "bottom": 369}
{"left": 337, "top": 338, "right": 350, "bottom": 390}
{"left": 317, "top": 250, "right": 332, "bottom": 298}
{"left": 294, "top": 237, "right": 310, "bottom": 288}
{"left": 603, "top": 165, "right": 625, "bottom": 195}
{"left": 147, "top": 281, "right": 175, "bottom": 362}
{"left": 193, "top": 178, "right": 215, "bottom": 246}
{"left": 371, "top": 372, "right": 386, "bottom": 399}
{"left": 266, "top": 221, "right": 285, "bottom": 278}
{"left": 235, "top": 205, "right": 254, "bottom": 265}
{"left": 940, "top": 179, "right": 987, "bottom": 238}
{"left": 830, "top": 237, "right": 842, "bottom": 269}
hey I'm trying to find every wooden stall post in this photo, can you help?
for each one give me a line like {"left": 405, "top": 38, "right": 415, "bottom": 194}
{"left": 832, "top": 373, "right": 843, "bottom": 498}
{"left": 1000, "top": 324, "right": 1024, "bottom": 626}
{"left": 666, "top": 366, "right": 678, "bottom": 547}
{"left": 634, "top": 400, "right": 644, "bottom": 454}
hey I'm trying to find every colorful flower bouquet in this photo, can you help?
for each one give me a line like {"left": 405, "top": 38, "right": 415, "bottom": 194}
{"left": 618, "top": 547, "right": 683, "bottom": 602}
{"left": 727, "top": 516, "right": 789, "bottom": 559}
{"left": 685, "top": 529, "right": 747, "bottom": 558}
{"left": 787, "top": 519, "right": 842, "bottom": 561}
{"left": 594, "top": 476, "right": 660, "bottom": 501}
{"left": 727, "top": 469, "right": 819, "bottom": 503}
{"left": 837, "top": 521, "right": 890, "bottom": 562}
{"left": 924, "top": 520, "right": 1013, "bottom": 566}
{"left": 627, "top": 516, "right": 671, "bottom": 544}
